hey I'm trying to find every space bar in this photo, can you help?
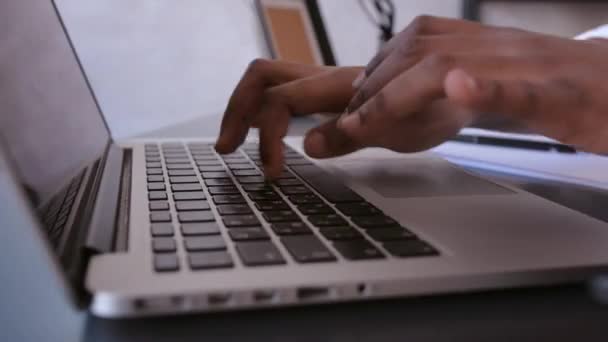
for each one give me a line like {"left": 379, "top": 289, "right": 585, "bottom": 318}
{"left": 289, "top": 164, "right": 363, "bottom": 203}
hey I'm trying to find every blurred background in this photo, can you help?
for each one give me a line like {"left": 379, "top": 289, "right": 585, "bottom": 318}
{"left": 54, "top": 0, "right": 608, "bottom": 139}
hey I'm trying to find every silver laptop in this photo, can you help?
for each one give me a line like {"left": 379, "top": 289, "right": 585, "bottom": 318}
{"left": 3, "top": 0, "right": 608, "bottom": 319}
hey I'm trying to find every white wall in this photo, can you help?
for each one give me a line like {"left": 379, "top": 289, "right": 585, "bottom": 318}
{"left": 55, "top": 0, "right": 607, "bottom": 139}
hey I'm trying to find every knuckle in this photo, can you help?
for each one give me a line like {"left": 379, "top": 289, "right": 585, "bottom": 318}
{"left": 411, "top": 15, "right": 435, "bottom": 34}
{"left": 246, "top": 58, "right": 271, "bottom": 75}
{"left": 422, "top": 53, "right": 455, "bottom": 72}
{"left": 396, "top": 36, "right": 427, "bottom": 59}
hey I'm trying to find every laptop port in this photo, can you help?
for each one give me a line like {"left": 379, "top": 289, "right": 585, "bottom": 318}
{"left": 252, "top": 290, "right": 277, "bottom": 303}
{"left": 296, "top": 287, "right": 330, "bottom": 301}
{"left": 208, "top": 292, "right": 232, "bottom": 306}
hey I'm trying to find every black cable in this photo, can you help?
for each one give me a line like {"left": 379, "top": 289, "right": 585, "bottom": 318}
{"left": 357, "top": 0, "right": 395, "bottom": 47}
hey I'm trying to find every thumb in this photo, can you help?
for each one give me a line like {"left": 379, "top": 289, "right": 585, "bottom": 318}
{"left": 303, "top": 117, "right": 362, "bottom": 158}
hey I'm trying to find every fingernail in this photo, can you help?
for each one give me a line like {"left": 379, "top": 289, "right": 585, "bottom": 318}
{"left": 305, "top": 130, "right": 326, "bottom": 153}
{"left": 339, "top": 111, "right": 360, "bottom": 130}
{"left": 352, "top": 71, "right": 365, "bottom": 88}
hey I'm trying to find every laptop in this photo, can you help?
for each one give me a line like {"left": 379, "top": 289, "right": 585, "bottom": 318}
{"left": 3, "top": 0, "right": 608, "bottom": 319}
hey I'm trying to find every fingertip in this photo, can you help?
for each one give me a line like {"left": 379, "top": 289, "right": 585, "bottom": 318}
{"left": 303, "top": 130, "right": 328, "bottom": 158}
{"left": 214, "top": 135, "right": 235, "bottom": 154}
{"left": 444, "top": 69, "right": 480, "bottom": 107}
{"left": 337, "top": 111, "right": 361, "bottom": 135}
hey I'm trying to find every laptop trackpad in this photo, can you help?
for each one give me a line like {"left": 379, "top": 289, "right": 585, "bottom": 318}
{"left": 333, "top": 157, "right": 513, "bottom": 198}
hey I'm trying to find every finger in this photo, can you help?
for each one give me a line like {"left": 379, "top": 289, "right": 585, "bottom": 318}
{"left": 253, "top": 67, "right": 362, "bottom": 178}
{"left": 339, "top": 54, "right": 529, "bottom": 145}
{"left": 445, "top": 69, "right": 588, "bottom": 134}
{"left": 215, "top": 59, "right": 332, "bottom": 154}
{"left": 303, "top": 118, "right": 362, "bottom": 158}
{"left": 348, "top": 34, "right": 502, "bottom": 112}
{"left": 358, "top": 16, "right": 485, "bottom": 86}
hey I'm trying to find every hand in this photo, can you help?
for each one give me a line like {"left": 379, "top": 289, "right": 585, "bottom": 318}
{"left": 215, "top": 59, "right": 363, "bottom": 178}
{"left": 341, "top": 15, "right": 608, "bottom": 154}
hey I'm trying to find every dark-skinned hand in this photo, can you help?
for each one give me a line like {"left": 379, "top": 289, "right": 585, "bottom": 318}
{"left": 216, "top": 16, "right": 608, "bottom": 179}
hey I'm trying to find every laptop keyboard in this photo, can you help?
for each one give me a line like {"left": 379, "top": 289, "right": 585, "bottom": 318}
{"left": 41, "top": 170, "right": 85, "bottom": 247}
{"left": 145, "top": 142, "right": 438, "bottom": 272}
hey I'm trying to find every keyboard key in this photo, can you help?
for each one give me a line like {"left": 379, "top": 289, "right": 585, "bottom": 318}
{"left": 319, "top": 226, "right": 363, "bottom": 241}
{"left": 165, "top": 158, "right": 190, "bottom": 164}
{"left": 168, "top": 169, "right": 196, "bottom": 176}
{"left": 333, "top": 240, "right": 385, "bottom": 260}
{"left": 277, "top": 170, "right": 295, "bottom": 179}
{"left": 271, "top": 222, "right": 311, "bottom": 235}
{"left": 193, "top": 155, "right": 218, "bottom": 161}
{"left": 152, "top": 237, "right": 177, "bottom": 252}
{"left": 223, "top": 157, "right": 248, "bottom": 164}
{"left": 288, "top": 193, "right": 322, "bottom": 205}
{"left": 248, "top": 191, "right": 280, "bottom": 201}
{"left": 151, "top": 223, "right": 174, "bottom": 236}
{"left": 236, "top": 241, "right": 286, "bottom": 266}
{"left": 255, "top": 200, "right": 290, "bottom": 211}
{"left": 237, "top": 176, "right": 266, "bottom": 184}
{"left": 201, "top": 171, "right": 229, "bottom": 179}
{"left": 367, "top": 228, "right": 416, "bottom": 241}
{"left": 241, "top": 184, "right": 274, "bottom": 192}
{"left": 195, "top": 160, "right": 222, "bottom": 166}
{"left": 148, "top": 191, "right": 167, "bottom": 201}
{"left": 150, "top": 212, "right": 172, "bottom": 222}
{"left": 383, "top": 240, "right": 438, "bottom": 257}
{"left": 147, "top": 175, "right": 164, "bottom": 182}
{"left": 154, "top": 254, "right": 179, "bottom": 272}
{"left": 178, "top": 211, "right": 215, "bottom": 223}
{"left": 336, "top": 202, "right": 382, "bottom": 217}
{"left": 146, "top": 162, "right": 162, "bottom": 168}
{"left": 175, "top": 201, "right": 210, "bottom": 211}
{"left": 146, "top": 157, "right": 161, "bottom": 163}
{"left": 169, "top": 176, "right": 199, "bottom": 184}
{"left": 166, "top": 163, "right": 193, "bottom": 170}
{"left": 223, "top": 215, "right": 260, "bottom": 228}
{"left": 233, "top": 169, "right": 261, "bottom": 177}
{"left": 228, "top": 227, "right": 270, "bottom": 241}
{"left": 189, "top": 251, "right": 233, "bottom": 270}
{"left": 280, "top": 186, "right": 311, "bottom": 195}
{"left": 284, "top": 158, "right": 311, "bottom": 166}
{"left": 147, "top": 182, "right": 166, "bottom": 191}
{"left": 352, "top": 216, "right": 399, "bottom": 229}
{"left": 216, "top": 204, "right": 252, "bottom": 215}
{"left": 228, "top": 163, "right": 254, "bottom": 170}
{"left": 173, "top": 191, "right": 206, "bottom": 201}
{"left": 146, "top": 168, "right": 163, "bottom": 175}
{"left": 281, "top": 235, "right": 336, "bottom": 263}
{"left": 181, "top": 222, "right": 221, "bottom": 235}
{"left": 199, "top": 165, "right": 225, "bottom": 172}
{"left": 290, "top": 164, "right": 363, "bottom": 203}
{"left": 149, "top": 201, "right": 169, "bottom": 211}
{"left": 208, "top": 186, "right": 240, "bottom": 195}
{"left": 184, "top": 236, "right": 226, "bottom": 251}
{"left": 213, "top": 194, "right": 246, "bottom": 204}
{"left": 205, "top": 178, "right": 234, "bottom": 186}
{"left": 172, "top": 184, "right": 202, "bottom": 192}
{"left": 262, "top": 210, "right": 300, "bottom": 222}
{"left": 276, "top": 178, "right": 303, "bottom": 187}
{"left": 297, "top": 203, "right": 334, "bottom": 215}
{"left": 308, "top": 214, "right": 347, "bottom": 227}
{"left": 163, "top": 152, "right": 188, "bottom": 158}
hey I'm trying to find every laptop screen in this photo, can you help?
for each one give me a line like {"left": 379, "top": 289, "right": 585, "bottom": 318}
{"left": 0, "top": 0, "right": 110, "bottom": 207}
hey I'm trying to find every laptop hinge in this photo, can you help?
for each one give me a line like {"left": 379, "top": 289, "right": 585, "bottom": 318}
{"left": 85, "top": 144, "right": 125, "bottom": 253}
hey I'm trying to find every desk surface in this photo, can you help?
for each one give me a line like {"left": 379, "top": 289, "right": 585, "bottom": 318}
{"left": 85, "top": 116, "right": 608, "bottom": 342}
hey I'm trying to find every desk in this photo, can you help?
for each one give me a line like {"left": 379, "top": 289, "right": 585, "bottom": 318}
{"left": 84, "top": 116, "right": 608, "bottom": 341}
